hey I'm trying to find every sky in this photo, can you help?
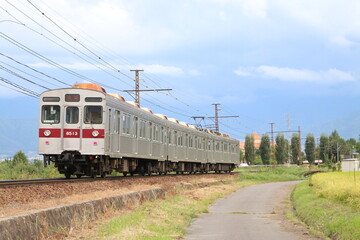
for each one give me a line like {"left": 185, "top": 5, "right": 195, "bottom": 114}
{"left": 1, "top": 0, "right": 360, "bottom": 148}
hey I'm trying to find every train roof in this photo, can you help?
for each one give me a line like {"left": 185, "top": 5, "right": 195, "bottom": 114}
{"left": 58, "top": 83, "right": 237, "bottom": 141}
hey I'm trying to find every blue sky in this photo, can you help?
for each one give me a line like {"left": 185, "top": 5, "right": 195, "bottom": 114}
{"left": 1, "top": 0, "right": 360, "bottom": 145}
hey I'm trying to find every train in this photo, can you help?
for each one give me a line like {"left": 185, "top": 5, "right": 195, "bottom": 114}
{"left": 38, "top": 83, "right": 240, "bottom": 178}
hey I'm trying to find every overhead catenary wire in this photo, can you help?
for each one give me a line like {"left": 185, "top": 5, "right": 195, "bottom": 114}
{"left": 0, "top": 32, "right": 129, "bottom": 93}
{"left": 0, "top": 59, "right": 62, "bottom": 88}
{"left": 19, "top": 0, "right": 206, "bottom": 114}
{"left": 0, "top": 76, "right": 39, "bottom": 97}
{"left": 0, "top": 64, "right": 50, "bottom": 89}
{"left": 26, "top": 0, "right": 135, "bottom": 81}
{"left": 0, "top": 81, "right": 37, "bottom": 98}
{"left": 0, "top": 53, "right": 69, "bottom": 86}
{"left": 1, "top": 1, "right": 253, "bottom": 139}
{"left": 1, "top": 3, "right": 134, "bottom": 88}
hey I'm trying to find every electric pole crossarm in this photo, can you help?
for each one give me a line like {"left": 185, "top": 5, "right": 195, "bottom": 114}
{"left": 207, "top": 116, "right": 239, "bottom": 118}
{"left": 129, "top": 69, "right": 171, "bottom": 107}
{"left": 122, "top": 89, "right": 172, "bottom": 92}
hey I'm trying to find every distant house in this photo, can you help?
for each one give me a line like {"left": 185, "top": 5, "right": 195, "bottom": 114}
{"left": 239, "top": 132, "right": 263, "bottom": 151}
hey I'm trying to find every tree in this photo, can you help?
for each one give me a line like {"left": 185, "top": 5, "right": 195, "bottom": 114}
{"left": 275, "top": 134, "right": 287, "bottom": 164}
{"left": 319, "top": 134, "right": 329, "bottom": 163}
{"left": 305, "top": 134, "right": 316, "bottom": 164}
{"left": 329, "top": 130, "right": 341, "bottom": 162}
{"left": 13, "top": 150, "right": 28, "bottom": 165}
{"left": 259, "top": 134, "right": 271, "bottom": 165}
{"left": 291, "top": 134, "right": 300, "bottom": 164}
{"left": 244, "top": 134, "right": 255, "bottom": 164}
{"left": 239, "top": 149, "right": 244, "bottom": 163}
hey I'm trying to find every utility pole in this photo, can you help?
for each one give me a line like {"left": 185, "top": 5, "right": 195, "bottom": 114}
{"left": 192, "top": 104, "right": 238, "bottom": 132}
{"left": 212, "top": 103, "right": 220, "bottom": 132}
{"left": 123, "top": 70, "right": 171, "bottom": 107}
{"left": 285, "top": 113, "right": 291, "bottom": 163}
{"left": 269, "top": 122, "right": 275, "bottom": 144}
{"left": 130, "top": 69, "right": 143, "bottom": 105}
{"left": 298, "top": 126, "right": 302, "bottom": 165}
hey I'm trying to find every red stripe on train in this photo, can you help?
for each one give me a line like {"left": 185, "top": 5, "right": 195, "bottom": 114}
{"left": 63, "top": 129, "right": 80, "bottom": 138}
{"left": 39, "top": 128, "right": 104, "bottom": 138}
{"left": 82, "top": 129, "right": 105, "bottom": 138}
{"left": 39, "top": 128, "right": 61, "bottom": 138}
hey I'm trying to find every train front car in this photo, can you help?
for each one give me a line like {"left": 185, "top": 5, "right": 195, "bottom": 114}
{"left": 39, "top": 83, "right": 107, "bottom": 178}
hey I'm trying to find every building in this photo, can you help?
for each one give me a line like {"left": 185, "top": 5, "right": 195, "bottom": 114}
{"left": 239, "top": 132, "right": 262, "bottom": 151}
{"left": 341, "top": 158, "right": 359, "bottom": 172}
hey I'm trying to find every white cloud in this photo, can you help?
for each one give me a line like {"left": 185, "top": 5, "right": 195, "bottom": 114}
{"left": 234, "top": 66, "right": 356, "bottom": 84}
{"left": 29, "top": 61, "right": 185, "bottom": 76}
{"left": 138, "top": 64, "right": 184, "bottom": 76}
{"left": 274, "top": 0, "right": 360, "bottom": 47}
{"left": 189, "top": 69, "right": 201, "bottom": 76}
{"left": 208, "top": 0, "right": 268, "bottom": 19}
{"left": 233, "top": 69, "right": 252, "bottom": 77}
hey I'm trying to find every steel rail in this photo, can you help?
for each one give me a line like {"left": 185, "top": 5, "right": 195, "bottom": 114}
{"left": 0, "top": 172, "right": 240, "bottom": 188}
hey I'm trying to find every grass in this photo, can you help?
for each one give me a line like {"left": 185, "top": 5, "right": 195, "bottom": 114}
{"left": 0, "top": 161, "right": 62, "bottom": 179}
{"left": 73, "top": 166, "right": 308, "bottom": 239}
{"left": 311, "top": 171, "right": 360, "bottom": 208}
{"left": 238, "top": 166, "right": 308, "bottom": 182}
{"left": 292, "top": 180, "right": 360, "bottom": 240}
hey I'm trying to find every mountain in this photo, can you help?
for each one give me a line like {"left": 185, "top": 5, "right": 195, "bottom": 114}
{"left": 0, "top": 118, "right": 38, "bottom": 158}
{"left": 308, "top": 111, "right": 360, "bottom": 140}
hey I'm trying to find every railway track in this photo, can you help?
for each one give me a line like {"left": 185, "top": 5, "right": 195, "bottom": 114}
{"left": 0, "top": 171, "right": 241, "bottom": 188}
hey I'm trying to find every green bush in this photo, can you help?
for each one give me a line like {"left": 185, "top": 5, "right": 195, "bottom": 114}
{"left": 0, "top": 151, "right": 61, "bottom": 179}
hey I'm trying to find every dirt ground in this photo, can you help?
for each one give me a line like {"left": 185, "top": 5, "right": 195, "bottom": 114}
{"left": 0, "top": 174, "right": 235, "bottom": 218}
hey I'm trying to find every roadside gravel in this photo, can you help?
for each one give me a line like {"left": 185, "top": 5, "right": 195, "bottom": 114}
{"left": 0, "top": 174, "right": 235, "bottom": 217}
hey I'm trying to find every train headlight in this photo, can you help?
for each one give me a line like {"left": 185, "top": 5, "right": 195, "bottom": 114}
{"left": 92, "top": 130, "right": 99, "bottom": 137}
{"left": 44, "top": 130, "right": 51, "bottom": 136}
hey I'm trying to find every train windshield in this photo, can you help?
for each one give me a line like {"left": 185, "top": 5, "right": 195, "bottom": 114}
{"left": 84, "top": 106, "right": 102, "bottom": 124}
{"left": 66, "top": 107, "right": 79, "bottom": 124}
{"left": 42, "top": 105, "right": 60, "bottom": 124}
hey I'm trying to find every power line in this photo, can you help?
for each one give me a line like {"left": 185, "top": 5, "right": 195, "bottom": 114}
{"left": 0, "top": 64, "right": 50, "bottom": 90}
{"left": 1, "top": 3, "right": 134, "bottom": 88}
{"left": 0, "top": 76, "right": 39, "bottom": 97}
{"left": 0, "top": 59, "right": 62, "bottom": 88}
{"left": 0, "top": 53, "right": 69, "bottom": 86}
{"left": 26, "top": 0, "right": 134, "bottom": 81}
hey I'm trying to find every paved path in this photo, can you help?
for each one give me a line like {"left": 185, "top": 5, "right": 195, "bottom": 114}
{"left": 185, "top": 181, "right": 314, "bottom": 240}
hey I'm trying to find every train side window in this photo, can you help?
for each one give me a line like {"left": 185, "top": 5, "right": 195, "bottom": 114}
{"left": 174, "top": 131, "right": 177, "bottom": 145}
{"left": 134, "top": 117, "right": 138, "bottom": 138}
{"left": 154, "top": 125, "right": 159, "bottom": 142}
{"left": 121, "top": 113, "right": 131, "bottom": 135}
{"left": 84, "top": 106, "right": 102, "bottom": 124}
{"left": 168, "top": 130, "right": 172, "bottom": 144}
{"left": 194, "top": 136, "right": 198, "bottom": 148}
{"left": 139, "top": 120, "right": 146, "bottom": 138}
{"left": 179, "top": 132, "right": 183, "bottom": 146}
{"left": 66, "top": 107, "right": 79, "bottom": 124}
{"left": 161, "top": 127, "right": 165, "bottom": 143}
{"left": 115, "top": 110, "right": 120, "bottom": 133}
{"left": 149, "top": 122, "right": 153, "bottom": 140}
{"left": 42, "top": 105, "right": 60, "bottom": 124}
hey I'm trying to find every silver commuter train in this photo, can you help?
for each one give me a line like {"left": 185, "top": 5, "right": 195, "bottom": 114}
{"left": 39, "top": 83, "right": 240, "bottom": 178}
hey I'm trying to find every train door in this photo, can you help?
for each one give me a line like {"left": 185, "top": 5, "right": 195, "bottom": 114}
{"left": 62, "top": 105, "right": 81, "bottom": 151}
